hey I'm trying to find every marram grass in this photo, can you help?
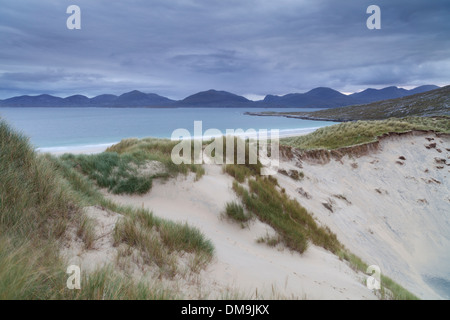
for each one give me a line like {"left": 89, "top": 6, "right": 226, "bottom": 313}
{"left": 0, "top": 120, "right": 213, "bottom": 299}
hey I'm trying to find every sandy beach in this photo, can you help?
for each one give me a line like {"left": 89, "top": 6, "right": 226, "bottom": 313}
{"left": 36, "top": 127, "right": 319, "bottom": 156}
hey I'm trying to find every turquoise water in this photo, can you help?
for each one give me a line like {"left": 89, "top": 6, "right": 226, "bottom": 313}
{"left": 0, "top": 107, "right": 336, "bottom": 151}
{"left": 423, "top": 275, "right": 450, "bottom": 300}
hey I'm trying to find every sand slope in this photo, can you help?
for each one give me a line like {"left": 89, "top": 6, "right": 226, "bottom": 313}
{"left": 277, "top": 132, "right": 449, "bottom": 299}
{"left": 107, "top": 165, "right": 377, "bottom": 299}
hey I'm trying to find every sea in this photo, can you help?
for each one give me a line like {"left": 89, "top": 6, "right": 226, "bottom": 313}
{"left": 0, "top": 107, "right": 336, "bottom": 153}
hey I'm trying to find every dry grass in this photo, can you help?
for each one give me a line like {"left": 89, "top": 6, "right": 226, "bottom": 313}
{"left": 230, "top": 172, "right": 340, "bottom": 254}
{"left": 282, "top": 117, "right": 450, "bottom": 150}
{"left": 0, "top": 120, "right": 214, "bottom": 299}
{"left": 113, "top": 208, "right": 214, "bottom": 277}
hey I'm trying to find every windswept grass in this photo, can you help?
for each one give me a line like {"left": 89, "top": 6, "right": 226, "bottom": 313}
{"left": 59, "top": 137, "right": 208, "bottom": 195}
{"left": 0, "top": 121, "right": 85, "bottom": 299}
{"left": 65, "top": 266, "right": 178, "bottom": 300}
{"left": 114, "top": 209, "right": 214, "bottom": 277}
{"left": 222, "top": 201, "right": 252, "bottom": 227}
{"left": 77, "top": 214, "right": 96, "bottom": 250}
{"left": 282, "top": 116, "right": 450, "bottom": 150}
{"left": 222, "top": 136, "right": 264, "bottom": 182}
{"left": 336, "top": 250, "right": 419, "bottom": 300}
{"left": 230, "top": 170, "right": 340, "bottom": 254}
{"left": 0, "top": 122, "right": 77, "bottom": 240}
{"left": 0, "top": 120, "right": 214, "bottom": 299}
{"left": 107, "top": 137, "right": 204, "bottom": 179}
{"left": 60, "top": 152, "right": 154, "bottom": 195}
{"left": 256, "top": 233, "right": 282, "bottom": 247}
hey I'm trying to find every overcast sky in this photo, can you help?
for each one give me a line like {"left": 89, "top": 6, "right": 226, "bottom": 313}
{"left": 0, "top": 0, "right": 449, "bottom": 100}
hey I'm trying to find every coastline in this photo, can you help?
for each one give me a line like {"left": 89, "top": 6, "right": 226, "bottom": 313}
{"left": 36, "top": 142, "right": 117, "bottom": 155}
{"left": 244, "top": 111, "right": 353, "bottom": 122}
{"left": 36, "top": 127, "right": 319, "bottom": 155}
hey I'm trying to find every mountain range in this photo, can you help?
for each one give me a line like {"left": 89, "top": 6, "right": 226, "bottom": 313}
{"left": 248, "top": 85, "right": 450, "bottom": 121}
{"left": 0, "top": 85, "right": 440, "bottom": 109}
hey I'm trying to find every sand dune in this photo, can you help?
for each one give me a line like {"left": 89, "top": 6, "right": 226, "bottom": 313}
{"left": 66, "top": 131, "right": 450, "bottom": 299}
{"left": 106, "top": 165, "right": 377, "bottom": 299}
{"left": 276, "top": 131, "right": 450, "bottom": 299}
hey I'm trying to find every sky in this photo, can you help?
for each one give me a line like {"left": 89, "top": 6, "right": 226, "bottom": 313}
{"left": 0, "top": 0, "right": 449, "bottom": 100}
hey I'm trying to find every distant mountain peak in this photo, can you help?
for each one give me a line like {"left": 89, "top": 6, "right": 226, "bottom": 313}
{"left": 0, "top": 85, "right": 441, "bottom": 108}
{"left": 178, "top": 89, "right": 250, "bottom": 107}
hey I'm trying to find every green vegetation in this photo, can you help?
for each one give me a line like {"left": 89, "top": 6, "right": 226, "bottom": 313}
{"left": 60, "top": 137, "right": 206, "bottom": 195}
{"left": 336, "top": 250, "right": 419, "bottom": 300}
{"left": 222, "top": 136, "right": 263, "bottom": 182}
{"left": 65, "top": 267, "right": 177, "bottom": 300}
{"left": 228, "top": 168, "right": 418, "bottom": 299}
{"left": 0, "top": 118, "right": 419, "bottom": 300}
{"left": 107, "top": 137, "right": 204, "bottom": 179}
{"left": 256, "top": 233, "right": 282, "bottom": 247}
{"left": 0, "top": 120, "right": 213, "bottom": 299}
{"left": 222, "top": 201, "right": 252, "bottom": 226}
{"left": 282, "top": 116, "right": 450, "bottom": 150}
{"left": 114, "top": 209, "right": 214, "bottom": 277}
{"left": 227, "top": 164, "right": 340, "bottom": 254}
{"left": 60, "top": 153, "right": 154, "bottom": 194}
{"left": 380, "top": 274, "right": 419, "bottom": 300}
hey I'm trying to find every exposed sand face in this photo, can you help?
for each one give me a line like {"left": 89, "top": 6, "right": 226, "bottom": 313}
{"left": 276, "top": 132, "right": 450, "bottom": 299}
{"left": 106, "top": 165, "right": 377, "bottom": 299}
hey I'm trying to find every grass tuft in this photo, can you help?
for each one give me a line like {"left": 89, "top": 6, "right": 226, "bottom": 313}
{"left": 222, "top": 201, "right": 252, "bottom": 226}
{"left": 230, "top": 176, "right": 340, "bottom": 254}
{"left": 114, "top": 209, "right": 214, "bottom": 277}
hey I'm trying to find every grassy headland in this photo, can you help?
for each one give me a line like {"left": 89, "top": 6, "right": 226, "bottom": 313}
{"left": 282, "top": 116, "right": 450, "bottom": 150}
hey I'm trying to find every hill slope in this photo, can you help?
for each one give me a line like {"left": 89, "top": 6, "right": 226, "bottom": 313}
{"left": 250, "top": 85, "right": 450, "bottom": 121}
{"left": 349, "top": 85, "right": 439, "bottom": 104}
{"left": 262, "top": 87, "right": 356, "bottom": 108}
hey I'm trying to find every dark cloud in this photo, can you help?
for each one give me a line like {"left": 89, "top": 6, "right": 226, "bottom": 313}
{"left": 0, "top": 0, "right": 449, "bottom": 99}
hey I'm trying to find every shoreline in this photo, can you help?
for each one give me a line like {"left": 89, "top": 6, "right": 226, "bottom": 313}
{"left": 36, "top": 142, "right": 117, "bottom": 155}
{"left": 36, "top": 127, "right": 321, "bottom": 155}
{"left": 244, "top": 111, "right": 353, "bottom": 122}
